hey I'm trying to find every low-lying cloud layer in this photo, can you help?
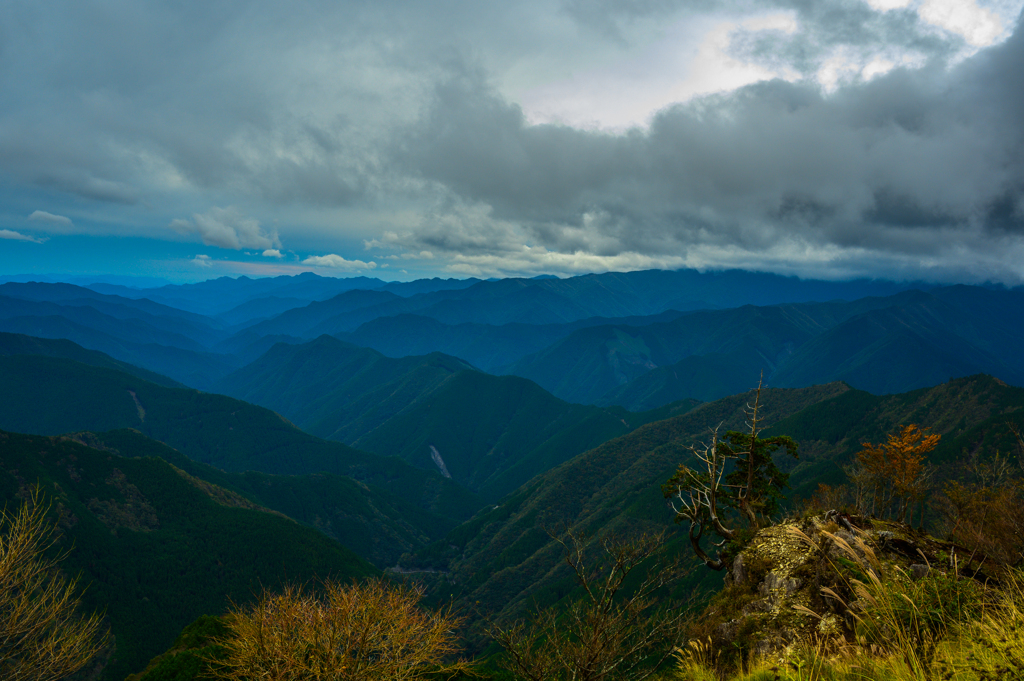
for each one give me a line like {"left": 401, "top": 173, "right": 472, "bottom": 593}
{"left": 2, "top": 0, "right": 1023, "bottom": 281}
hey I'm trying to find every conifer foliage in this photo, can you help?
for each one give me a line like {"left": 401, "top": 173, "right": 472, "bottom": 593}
{"left": 663, "top": 379, "right": 798, "bottom": 570}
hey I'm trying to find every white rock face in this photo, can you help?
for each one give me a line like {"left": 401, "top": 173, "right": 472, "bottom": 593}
{"left": 429, "top": 445, "right": 452, "bottom": 479}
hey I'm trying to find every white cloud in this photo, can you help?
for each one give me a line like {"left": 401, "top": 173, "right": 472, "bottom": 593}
{"left": 192, "top": 254, "right": 213, "bottom": 267}
{"left": 389, "top": 251, "right": 435, "bottom": 260}
{"left": 0, "top": 229, "right": 47, "bottom": 243}
{"left": 170, "top": 207, "right": 280, "bottom": 250}
{"left": 262, "top": 249, "right": 283, "bottom": 258}
{"left": 27, "top": 210, "right": 72, "bottom": 228}
{"left": 301, "top": 254, "right": 377, "bottom": 270}
{"left": 919, "top": 0, "right": 1007, "bottom": 47}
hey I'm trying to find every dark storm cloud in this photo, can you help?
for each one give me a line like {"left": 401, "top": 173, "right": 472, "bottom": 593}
{"left": 560, "top": 0, "right": 701, "bottom": 40}
{"left": 729, "top": 0, "right": 962, "bottom": 76}
{"left": 0, "top": 0, "right": 401, "bottom": 219}
{"left": 394, "top": 12, "right": 1024, "bottom": 276}
{"left": 3, "top": 0, "right": 1023, "bottom": 280}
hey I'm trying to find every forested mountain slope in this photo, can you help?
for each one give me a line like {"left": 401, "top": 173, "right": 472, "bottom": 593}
{"left": 73, "top": 429, "right": 450, "bottom": 568}
{"left": 0, "top": 429, "right": 375, "bottom": 680}
{"left": 0, "top": 331, "right": 182, "bottom": 387}
{"left": 403, "top": 382, "right": 850, "bottom": 635}
{"left": 513, "top": 288, "right": 1024, "bottom": 408}
{"left": 0, "top": 355, "right": 480, "bottom": 524}
{"left": 406, "top": 375, "right": 1024, "bottom": 642}
{"left": 215, "top": 335, "right": 691, "bottom": 497}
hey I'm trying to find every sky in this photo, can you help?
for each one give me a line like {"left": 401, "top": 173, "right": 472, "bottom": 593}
{"left": 2, "top": 0, "right": 1024, "bottom": 284}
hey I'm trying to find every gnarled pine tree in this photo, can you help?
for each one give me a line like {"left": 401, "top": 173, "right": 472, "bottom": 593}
{"left": 662, "top": 379, "right": 797, "bottom": 570}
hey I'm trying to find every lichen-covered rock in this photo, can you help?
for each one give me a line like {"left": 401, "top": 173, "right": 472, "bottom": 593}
{"left": 732, "top": 553, "right": 747, "bottom": 586}
{"left": 695, "top": 512, "right": 988, "bottom": 662}
{"left": 910, "top": 563, "right": 931, "bottom": 580}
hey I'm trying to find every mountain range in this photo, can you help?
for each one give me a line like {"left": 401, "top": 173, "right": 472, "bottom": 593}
{"left": 3, "top": 266, "right": 1024, "bottom": 679}
{"left": 3, "top": 272, "right": 1021, "bottom": 412}
{"left": 213, "top": 335, "right": 696, "bottom": 498}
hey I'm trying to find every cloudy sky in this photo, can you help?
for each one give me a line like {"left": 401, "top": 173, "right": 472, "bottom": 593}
{"left": 2, "top": 0, "right": 1024, "bottom": 283}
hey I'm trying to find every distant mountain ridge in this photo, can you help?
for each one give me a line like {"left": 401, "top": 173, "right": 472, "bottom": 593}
{"left": 6, "top": 271, "right": 1021, "bottom": 413}
{"left": 509, "top": 287, "right": 1024, "bottom": 408}
{"left": 0, "top": 269, "right": 945, "bottom": 398}
{"left": 88, "top": 272, "right": 482, "bottom": 316}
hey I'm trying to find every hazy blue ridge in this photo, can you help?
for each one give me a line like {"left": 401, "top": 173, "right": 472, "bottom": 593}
{"left": 0, "top": 332, "right": 184, "bottom": 388}
{"left": 511, "top": 287, "right": 1024, "bottom": 409}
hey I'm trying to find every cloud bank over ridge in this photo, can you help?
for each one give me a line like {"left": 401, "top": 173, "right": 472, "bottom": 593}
{"left": 1, "top": 0, "right": 1023, "bottom": 281}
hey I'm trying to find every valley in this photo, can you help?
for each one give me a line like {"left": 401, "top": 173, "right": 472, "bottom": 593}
{"left": 1, "top": 267, "right": 1023, "bottom": 679}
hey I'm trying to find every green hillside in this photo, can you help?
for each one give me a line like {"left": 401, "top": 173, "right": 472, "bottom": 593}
{"left": 765, "top": 374, "right": 1024, "bottom": 499}
{"left": 404, "top": 375, "right": 1024, "bottom": 647}
{"left": 349, "top": 369, "right": 667, "bottom": 498}
{"left": 0, "top": 429, "right": 375, "bottom": 680}
{"left": 402, "top": 382, "right": 850, "bottom": 639}
{"left": 215, "top": 336, "right": 687, "bottom": 497}
{"left": 0, "top": 354, "right": 481, "bottom": 525}
{"left": 0, "top": 332, "right": 183, "bottom": 387}
{"left": 77, "top": 429, "right": 452, "bottom": 568}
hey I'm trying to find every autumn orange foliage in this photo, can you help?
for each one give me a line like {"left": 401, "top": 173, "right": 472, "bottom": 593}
{"left": 857, "top": 424, "right": 939, "bottom": 523}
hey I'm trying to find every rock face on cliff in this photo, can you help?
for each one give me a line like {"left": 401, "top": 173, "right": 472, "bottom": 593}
{"left": 696, "top": 512, "right": 992, "bottom": 661}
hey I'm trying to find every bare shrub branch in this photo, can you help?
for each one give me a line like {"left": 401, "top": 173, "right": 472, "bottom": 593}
{"left": 212, "top": 577, "right": 470, "bottom": 681}
{"left": 0, "top": 487, "right": 109, "bottom": 681}
{"left": 492, "top": 529, "right": 688, "bottom": 681}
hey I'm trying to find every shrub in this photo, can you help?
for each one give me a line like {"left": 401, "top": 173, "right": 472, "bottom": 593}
{"left": 0, "top": 488, "right": 109, "bottom": 681}
{"left": 212, "top": 578, "right": 469, "bottom": 681}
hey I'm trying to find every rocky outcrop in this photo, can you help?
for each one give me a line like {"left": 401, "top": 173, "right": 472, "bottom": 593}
{"left": 702, "top": 512, "right": 992, "bottom": 661}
